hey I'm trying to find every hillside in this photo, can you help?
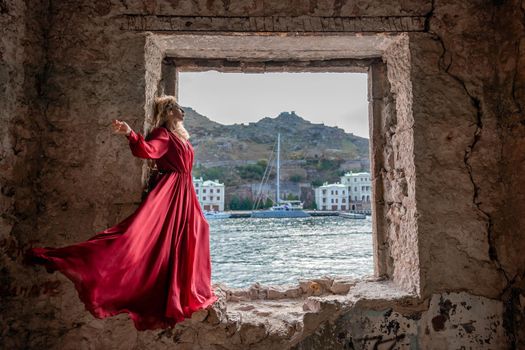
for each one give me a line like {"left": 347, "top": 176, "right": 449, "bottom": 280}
{"left": 183, "top": 107, "right": 369, "bottom": 166}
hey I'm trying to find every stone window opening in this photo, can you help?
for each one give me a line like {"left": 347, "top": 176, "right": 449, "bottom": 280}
{"left": 178, "top": 67, "right": 373, "bottom": 285}
{"left": 144, "top": 32, "right": 419, "bottom": 344}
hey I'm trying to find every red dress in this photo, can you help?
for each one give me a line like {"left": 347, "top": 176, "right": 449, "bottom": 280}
{"left": 25, "top": 127, "right": 219, "bottom": 330}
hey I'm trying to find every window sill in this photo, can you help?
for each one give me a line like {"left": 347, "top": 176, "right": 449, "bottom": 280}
{"left": 169, "top": 277, "right": 415, "bottom": 348}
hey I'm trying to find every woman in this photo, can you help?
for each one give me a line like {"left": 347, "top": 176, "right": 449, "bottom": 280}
{"left": 25, "top": 95, "right": 219, "bottom": 331}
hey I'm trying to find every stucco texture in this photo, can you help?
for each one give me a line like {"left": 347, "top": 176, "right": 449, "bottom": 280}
{"left": 1, "top": 0, "right": 524, "bottom": 349}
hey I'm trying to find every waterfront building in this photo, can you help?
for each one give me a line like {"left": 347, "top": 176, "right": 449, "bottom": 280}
{"left": 314, "top": 182, "right": 348, "bottom": 211}
{"left": 340, "top": 171, "right": 372, "bottom": 211}
{"left": 193, "top": 177, "right": 225, "bottom": 211}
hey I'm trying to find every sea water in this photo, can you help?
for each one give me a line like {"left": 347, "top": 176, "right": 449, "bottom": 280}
{"left": 209, "top": 216, "right": 373, "bottom": 288}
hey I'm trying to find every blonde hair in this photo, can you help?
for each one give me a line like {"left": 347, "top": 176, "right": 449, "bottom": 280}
{"left": 143, "top": 95, "right": 190, "bottom": 191}
{"left": 148, "top": 95, "right": 190, "bottom": 141}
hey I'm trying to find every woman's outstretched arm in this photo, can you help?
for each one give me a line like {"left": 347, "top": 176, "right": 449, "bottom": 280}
{"left": 112, "top": 119, "right": 169, "bottom": 159}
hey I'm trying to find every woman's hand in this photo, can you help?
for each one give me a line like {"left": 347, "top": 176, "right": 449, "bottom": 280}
{"left": 112, "top": 119, "right": 132, "bottom": 136}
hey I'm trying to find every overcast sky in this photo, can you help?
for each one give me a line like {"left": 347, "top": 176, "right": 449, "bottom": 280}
{"left": 178, "top": 72, "right": 369, "bottom": 138}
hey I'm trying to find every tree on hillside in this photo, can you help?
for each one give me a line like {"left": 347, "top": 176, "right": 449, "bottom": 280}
{"left": 311, "top": 179, "right": 323, "bottom": 187}
{"left": 229, "top": 196, "right": 254, "bottom": 210}
{"left": 229, "top": 196, "right": 241, "bottom": 210}
{"left": 289, "top": 174, "right": 303, "bottom": 183}
{"left": 286, "top": 193, "right": 299, "bottom": 200}
{"left": 236, "top": 163, "right": 266, "bottom": 180}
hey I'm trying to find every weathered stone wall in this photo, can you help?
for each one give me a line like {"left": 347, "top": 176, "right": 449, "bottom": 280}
{"left": 493, "top": 1, "right": 525, "bottom": 346}
{"left": 380, "top": 34, "right": 420, "bottom": 295}
{"left": 412, "top": 0, "right": 508, "bottom": 300}
{"left": 1, "top": 0, "right": 524, "bottom": 349}
{"left": 292, "top": 287, "right": 507, "bottom": 349}
{"left": 1, "top": 0, "right": 49, "bottom": 344}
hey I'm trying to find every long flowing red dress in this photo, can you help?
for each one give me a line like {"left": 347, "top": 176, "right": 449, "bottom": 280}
{"left": 25, "top": 126, "right": 219, "bottom": 331}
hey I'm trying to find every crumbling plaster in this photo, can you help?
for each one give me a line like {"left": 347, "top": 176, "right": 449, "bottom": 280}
{"left": 1, "top": 0, "right": 524, "bottom": 349}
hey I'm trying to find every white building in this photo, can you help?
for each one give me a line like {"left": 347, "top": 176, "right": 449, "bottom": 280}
{"left": 193, "top": 177, "right": 225, "bottom": 211}
{"left": 340, "top": 172, "right": 372, "bottom": 211}
{"left": 314, "top": 182, "right": 349, "bottom": 211}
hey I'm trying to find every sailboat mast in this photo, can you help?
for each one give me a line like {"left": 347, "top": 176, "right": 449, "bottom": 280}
{"left": 276, "top": 133, "right": 280, "bottom": 204}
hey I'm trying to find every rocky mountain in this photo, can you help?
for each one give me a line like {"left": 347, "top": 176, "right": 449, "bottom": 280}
{"left": 183, "top": 107, "right": 369, "bottom": 165}
{"left": 182, "top": 107, "right": 369, "bottom": 208}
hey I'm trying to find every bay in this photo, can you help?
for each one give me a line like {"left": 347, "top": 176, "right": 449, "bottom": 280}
{"left": 209, "top": 216, "right": 373, "bottom": 288}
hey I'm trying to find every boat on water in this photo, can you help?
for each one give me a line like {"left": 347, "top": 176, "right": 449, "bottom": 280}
{"left": 251, "top": 133, "right": 311, "bottom": 219}
{"left": 339, "top": 212, "right": 367, "bottom": 220}
{"left": 251, "top": 200, "right": 311, "bottom": 218}
{"left": 204, "top": 211, "right": 232, "bottom": 220}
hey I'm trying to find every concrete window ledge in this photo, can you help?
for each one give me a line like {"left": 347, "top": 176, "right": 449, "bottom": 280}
{"left": 163, "top": 277, "right": 414, "bottom": 349}
{"left": 152, "top": 279, "right": 506, "bottom": 350}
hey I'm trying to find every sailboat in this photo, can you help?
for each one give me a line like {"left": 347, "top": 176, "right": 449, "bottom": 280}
{"left": 251, "top": 133, "right": 311, "bottom": 218}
